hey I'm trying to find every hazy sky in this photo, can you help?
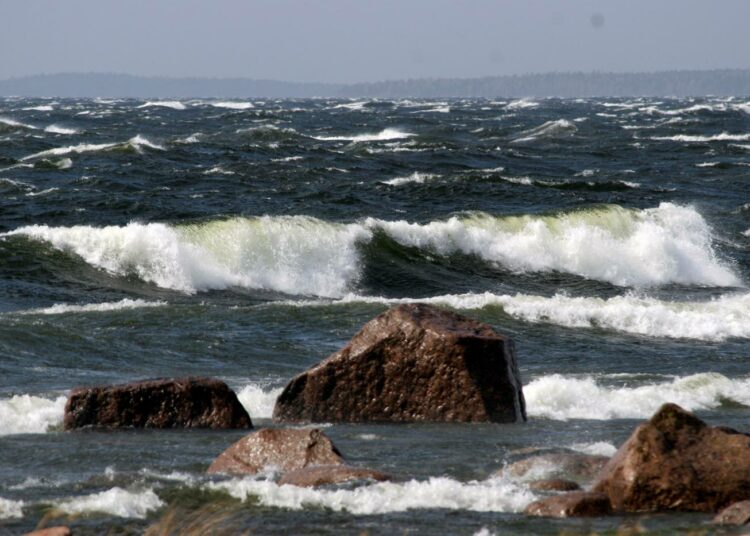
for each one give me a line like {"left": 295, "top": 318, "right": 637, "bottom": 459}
{"left": 2, "top": 0, "right": 749, "bottom": 83}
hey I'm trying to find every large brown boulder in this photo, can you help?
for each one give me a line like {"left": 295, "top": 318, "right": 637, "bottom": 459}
{"left": 278, "top": 465, "right": 391, "bottom": 487}
{"left": 207, "top": 428, "right": 344, "bottom": 475}
{"left": 273, "top": 304, "right": 526, "bottom": 423}
{"left": 64, "top": 377, "right": 251, "bottom": 430}
{"left": 593, "top": 403, "right": 750, "bottom": 513}
{"left": 524, "top": 491, "right": 612, "bottom": 518}
{"left": 714, "top": 500, "right": 750, "bottom": 525}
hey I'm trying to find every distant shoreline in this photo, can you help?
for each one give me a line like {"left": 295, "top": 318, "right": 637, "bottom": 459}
{"left": 2, "top": 69, "right": 750, "bottom": 98}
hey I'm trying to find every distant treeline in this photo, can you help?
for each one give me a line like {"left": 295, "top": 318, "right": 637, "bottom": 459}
{"left": 1, "top": 70, "right": 749, "bottom": 98}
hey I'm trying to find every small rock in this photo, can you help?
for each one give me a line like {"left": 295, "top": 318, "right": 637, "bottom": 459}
{"left": 273, "top": 303, "right": 526, "bottom": 423}
{"left": 279, "top": 465, "right": 391, "bottom": 487}
{"left": 594, "top": 403, "right": 750, "bottom": 513}
{"left": 714, "top": 500, "right": 750, "bottom": 525}
{"left": 64, "top": 377, "right": 251, "bottom": 430}
{"left": 498, "top": 452, "right": 609, "bottom": 483}
{"left": 524, "top": 491, "right": 612, "bottom": 518}
{"left": 528, "top": 479, "right": 581, "bottom": 492}
{"left": 23, "top": 527, "right": 72, "bottom": 536}
{"left": 207, "top": 428, "right": 344, "bottom": 475}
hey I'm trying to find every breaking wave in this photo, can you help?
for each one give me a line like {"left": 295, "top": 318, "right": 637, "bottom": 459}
{"left": 653, "top": 132, "right": 750, "bottom": 142}
{"left": 525, "top": 372, "right": 750, "bottom": 420}
{"left": 512, "top": 119, "right": 577, "bottom": 143}
{"left": 137, "top": 101, "right": 186, "bottom": 110}
{"left": 20, "top": 135, "right": 164, "bottom": 160}
{"left": 209, "top": 101, "right": 254, "bottom": 110}
{"left": 236, "top": 383, "right": 283, "bottom": 419}
{"left": 53, "top": 487, "right": 164, "bottom": 518}
{"left": 0, "top": 497, "right": 24, "bottom": 519}
{"left": 208, "top": 475, "right": 535, "bottom": 515}
{"left": 312, "top": 128, "right": 413, "bottom": 142}
{"left": 381, "top": 172, "right": 440, "bottom": 186}
{"left": 44, "top": 124, "right": 78, "bottom": 135}
{"left": 0, "top": 394, "right": 66, "bottom": 435}
{"left": 18, "top": 298, "right": 167, "bottom": 315}
{"left": 3, "top": 203, "right": 741, "bottom": 296}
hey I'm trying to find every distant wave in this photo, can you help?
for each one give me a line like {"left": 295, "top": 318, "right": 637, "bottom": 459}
{"left": 312, "top": 128, "right": 413, "bottom": 142}
{"left": 44, "top": 124, "right": 78, "bottom": 135}
{"left": 18, "top": 298, "right": 166, "bottom": 315}
{"left": 4, "top": 204, "right": 740, "bottom": 296}
{"left": 21, "top": 104, "right": 54, "bottom": 112}
{"left": 652, "top": 132, "right": 750, "bottom": 142}
{"left": 209, "top": 101, "right": 254, "bottom": 110}
{"left": 20, "top": 135, "right": 164, "bottom": 161}
{"left": 137, "top": 100, "right": 186, "bottom": 110}
{"left": 525, "top": 372, "right": 750, "bottom": 420}
{"left": 0, "top": 117, "right": 38, "bottom": 130}
{"left": 512, "top": 119, "right": 577, "bottom": 143}
{"left": 505, "top": 99, "right": 538, "bottom": 110}
{"left": 381, "top": 172, "right": 440, "bottom": 186}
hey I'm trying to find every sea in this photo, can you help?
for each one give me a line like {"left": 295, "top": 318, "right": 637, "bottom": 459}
{"left": 0, "top": 96, "right": 749, "bottom": 534}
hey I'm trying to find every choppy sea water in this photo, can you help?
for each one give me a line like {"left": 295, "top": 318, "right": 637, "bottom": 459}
{"left": 0, "top": 96, "right": 748, "bottom": 534}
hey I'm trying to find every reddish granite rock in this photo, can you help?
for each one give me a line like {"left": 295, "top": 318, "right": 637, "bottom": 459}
{"left": 714, "top": 500, "right": 750, "bottom": 525}
{"left": 23, "top": 528, "right": 71, "bottom": 536}
{"left": 278, "top": 465, "right": 391, "bottom": 487}
{"left": 273, "top": 303, "right": 525, "bottom": 423}
{"left": 207, "top": 428, "right": 344, "bottom": 475}
{"left": 528, "top": 479, "right": 581, "bottom": 492}
{"left": 524, "top": 491, "right": 612, "bottom": 517}
{"left": 64, "top": 377, "right": 251, "bottom": 430}
{"left": 594, "top": 403, "right": 750, "bottom": 513}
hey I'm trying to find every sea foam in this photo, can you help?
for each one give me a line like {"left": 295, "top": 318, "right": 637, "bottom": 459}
{"left": 209, "top": 101, "right": 254, "bottom": 110}
{"left": 0, "top": 394, "right": 66, "bottom": 435}
{"left": 525, "top": 372, "right": 750, "bottom": 420}
{"left": 209, "top": 475, "right": 535, "bottom": 515}
{"left": 236, "top": 384, "right": 283, "bottom": 419}
{"left": 0, "top": 497, "right": 24, "bottom": 519}
{"left": 54, "top": 487, "right": 164, "bottom": 518}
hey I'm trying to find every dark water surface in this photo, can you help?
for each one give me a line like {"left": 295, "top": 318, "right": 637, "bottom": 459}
{"left": 0, "top": 97, "right": 749, "bottom": 534}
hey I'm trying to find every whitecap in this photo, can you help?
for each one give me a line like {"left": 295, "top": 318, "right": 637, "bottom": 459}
{"left": 54, "top": 487, "right": 164, "bottom": 519}
{"left": 0, "top": 117, "right": 37, "bottom": 130}
{"left": 312, "top": 128, "right": 414, "bottom": 142}
{"left": 21, "top": 135, "right": 164, "bottom": 160}
{"left": 208, "top": 475, "right": 535, "bottom": 514}
{"left": 137, "top": 101, "right": 186, "bottom": 110}
{"left": 0, "top": 497, "right": 24, "bottom": 519}
{"left": 20, "top": 298, "right": 166, "bottom": 315}
{"left": 0, "top": 394, "right": 66, "bottom": 435}
{"left": 22, "top": 104, "right": 54, "bottom": 112}
{"left": 44, "top": 124, "right": 78, "bottom": 135}
{"left": 525, "top": 372, "right": 750, "bottom": 421}
{"left": 505, "top": 99, "right": 538, "bottom": 110}
{"left": 210, "top": 101, "right": 254, "bottom": 110}
{"left": 381, "top": 172, "right": 439, "bottom": 186}
{"left": 512, "top": 119, "right": 576, "bottom": 143}
{"left": 652, "top": 132, "right": 750, "bottom": 142}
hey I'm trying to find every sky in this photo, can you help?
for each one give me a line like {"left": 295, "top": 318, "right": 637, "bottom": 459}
{"left": 1, "top": 0, "right": 749, "bottom": 83}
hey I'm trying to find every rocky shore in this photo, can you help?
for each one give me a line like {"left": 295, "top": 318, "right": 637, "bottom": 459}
{"left": 34, "top": 304, "right": 750, "bottom": 534}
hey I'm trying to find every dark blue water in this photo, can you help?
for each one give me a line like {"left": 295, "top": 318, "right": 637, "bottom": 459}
{"left": 0, "top": 97, "right": 749, "bottom": 534}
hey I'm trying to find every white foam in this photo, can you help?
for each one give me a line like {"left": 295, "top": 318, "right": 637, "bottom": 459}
{"left": 0, "top": 497, "right": 24, "bottom": 519}
{"left": 568, "top": 441, "right": 618, "bottom": 457}
{"left": 44, "top": 124, "right": 78, "bottom": 135}
{"left": 653, "top": 132, "right": 750, "bottom": 142}
{"left": 210, "top": 101, "right": 254, "bottom": 110}
{"left": 313, "top": 128, "right": 414, "bottom": 142}
{"left": 236, "top": 384, "right": 283, "bottom": 419}
{"left": 138, "top": 100, "right": 186, "bottom": 110}
{"left": 323, "top": 290, "right": 750, "bottom": 341}
{"left": 366, "top": 203, "right": 741, "bottom": 288}
{"left": 26, "top": 187, "right": 59, "bottom": 197}
{"left": 209, "top": 476, "right": 535, "bottom": 515}
{"left": 381, "top": 172, "right": 439, "bottom": 186}
{"left": 0, "top": 394, "right": 66, "bottom": 435}
{"left": 525, "top": 372, "right": 750, "bottom": 421}
{"left": 505, "top": 99, "right": 538, "bottom": 110}
{"left": 696, "top": 162, "right": 720, "bottom": 167}
{"left": 177, "top": 132, "right": 201, "bottom": 144}
{"left": 512, "top": 119, "right": 577, "bottom": 143}
{"left": 56, "top": 157, "right": 73, "bottom": 169}
{"left": 21, "top": 135, "right": 164, "bottom": 160}
{"left": 203, "top": 165, "right": 235, "bottom": 175}
{"left": 6, "top": 216, "right": 370, "bottom": 297}
{"left": 744, "top": 229, "right": 750, "bottom": 237}
{"left": 54, "top": 487, "right": 164, "bottom": 519}
{"left": 20, "top": 298, "right": 166, "bottom": 315}
{"left": 22, "top": 104, "right": 54, "bottom": 111}
{"left": 331, "top": 101, "right": 368, "bottom": 111}
{"left": 0, "top": 117, "right": 37, "bottom": 130}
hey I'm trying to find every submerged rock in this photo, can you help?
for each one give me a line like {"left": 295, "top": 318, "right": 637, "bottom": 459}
{"left": 498, "top": 451, "right": 609, "bottom": 483}
{"left": 273, "top": 303, "right": 526, "bottom": 423}
{"left": 207, "top": 428, "right": 344, "bottom": 475}
{"left": 714, "top": 500, "right": 750, "bottom": 525}
{"left": 64, "top": 377, "right": 251, "bottom": 430}
{"left": 524, "top": 491, "right": 612, "bottom": 518}
{"left": 594, "top": 403, "right": 750, "bottom": 513}
{"left": 278, "top": 465, "right": 391, "bottom": 487}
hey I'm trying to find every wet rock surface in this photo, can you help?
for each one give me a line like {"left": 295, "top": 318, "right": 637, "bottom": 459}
{"left": 278, "top": 465, "right": 391, "bottom": 487}
{"left": 524, "top": 491, "right": 612, "bottom": 518}
{"left": 594, "top": 403, "right": 750, "bottom": 513}
{"left": 273, "top": 303, "right": 526, "bottom": 423}
{"left": 207, "top": 428, "right": 344, "bottom": 475}
{"left": 64, "top": 377, "right": 252, "bottom": 430}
